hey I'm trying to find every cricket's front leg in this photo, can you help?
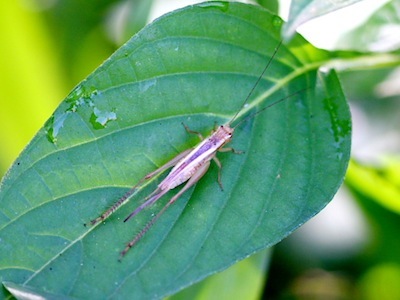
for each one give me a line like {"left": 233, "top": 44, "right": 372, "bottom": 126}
{"left": 90, "top": 148, "right": 193, "bottom": 225}
{"left": 182, "top": 122, "right": 204, "bottom": 140}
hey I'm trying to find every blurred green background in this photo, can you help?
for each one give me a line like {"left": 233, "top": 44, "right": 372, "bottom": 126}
{"left": 1, "top": 0, "right": 399, "bottom": 299}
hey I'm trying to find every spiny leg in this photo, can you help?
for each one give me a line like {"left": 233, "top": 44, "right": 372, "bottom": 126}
{"left": 90, "top": 181, "right": 145, "bottom": 225}
{"left": 90, "top": 148, "right": 193, "bottom": 225}
{"left": 120, "top": 161, "right": 211, "bottom": 258}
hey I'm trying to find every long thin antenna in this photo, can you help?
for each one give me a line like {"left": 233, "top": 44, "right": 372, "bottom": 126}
{"left": 232, "top": 87, "right": 310, "bottom": 129}
{"left": 229, "top": 40, "right": 283, "bottom": 125}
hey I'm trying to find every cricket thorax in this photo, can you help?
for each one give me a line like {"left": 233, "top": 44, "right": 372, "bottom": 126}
{"left": 210, "top": 125, "right": 234, "bottom": 148}
{"left": 185, "top": 124, "right": 234, "bottom": 164}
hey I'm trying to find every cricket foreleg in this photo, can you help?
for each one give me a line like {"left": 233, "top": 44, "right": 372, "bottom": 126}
{"left": 120, "top": 161, "right": 211, "bottom": 258}
{"left": 182, "top": 122, "right": 204, "bottom": 140}
{"left": 90, "top": 149, "right": 193, "bottom": 225}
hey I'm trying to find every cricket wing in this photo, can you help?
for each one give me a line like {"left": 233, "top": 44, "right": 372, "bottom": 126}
{"left": 121, "top": 160, "right": 211, "bottom": 257}
{"left": 124, "top": 187, "right": 169, "bottom": 222}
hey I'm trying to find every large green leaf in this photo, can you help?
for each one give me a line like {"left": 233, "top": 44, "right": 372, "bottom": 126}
{"left": 0, "top": 2, "right": 351, "bottom": 299}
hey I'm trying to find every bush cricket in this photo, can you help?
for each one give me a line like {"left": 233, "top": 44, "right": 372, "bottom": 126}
{"left": 91, "top": 40, "right": 300, "bottom": 258}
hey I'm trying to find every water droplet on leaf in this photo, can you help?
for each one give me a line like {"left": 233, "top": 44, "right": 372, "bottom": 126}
{"left": 272, "top": 16, "right": 282, "bottom": 27}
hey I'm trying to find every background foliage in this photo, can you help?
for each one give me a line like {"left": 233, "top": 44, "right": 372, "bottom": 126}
{"left": 0, "top": 0, "right": 399, "bottom": 299}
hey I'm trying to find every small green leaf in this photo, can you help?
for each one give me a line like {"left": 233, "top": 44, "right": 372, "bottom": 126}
{"left": 0, "top": 2, "right": 351, "bottom": 299}
{"left": 337, "top": 0, "right": 400, "bottom": 51}
{"left": 347, "top": 159, "right": 400, "bottom": 214}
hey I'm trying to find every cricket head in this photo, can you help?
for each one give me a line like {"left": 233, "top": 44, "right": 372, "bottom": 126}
{"left": 212, "top": 124, "right": 234, "bottom": 148}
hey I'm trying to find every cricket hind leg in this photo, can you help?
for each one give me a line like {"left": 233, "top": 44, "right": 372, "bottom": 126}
{"left": 120, "top": 160, "right": 211, "bottom": 258}
{"left": 90, "top": 181, "right": 145, "bottom": 225}
{"left": 90, "top": 148, "right": 193, "bottom": 226}
{"left": 121, "top": 148, "right": 193, "bottom": 223}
